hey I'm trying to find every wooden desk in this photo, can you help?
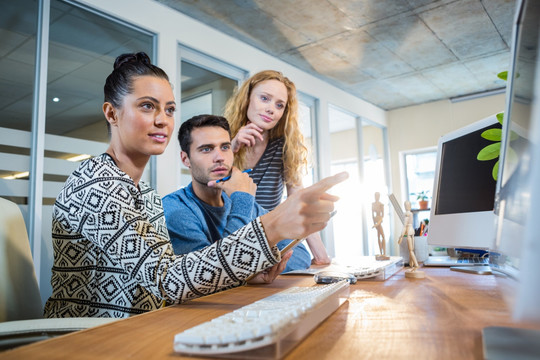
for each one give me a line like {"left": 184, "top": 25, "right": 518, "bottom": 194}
{"left": 0, "top": 267, "right": 535, "bottom": 359}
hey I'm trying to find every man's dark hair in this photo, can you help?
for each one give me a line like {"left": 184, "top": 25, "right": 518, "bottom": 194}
{"left": 178, "top": 114, "right": 231, "bottom": 156}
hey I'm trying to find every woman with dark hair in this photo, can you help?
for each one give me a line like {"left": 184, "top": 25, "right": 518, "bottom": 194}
{"left": 44, "top": 52, "right": 346, "bottom": 318}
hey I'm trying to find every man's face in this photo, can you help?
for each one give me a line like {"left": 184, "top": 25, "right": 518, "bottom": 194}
{"left": 181, "top": 126, "right": 233, "bottom": 186}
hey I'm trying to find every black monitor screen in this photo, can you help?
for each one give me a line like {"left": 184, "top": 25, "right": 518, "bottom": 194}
{"left": 436, "top": 123, "right": 500, "bottom": 215}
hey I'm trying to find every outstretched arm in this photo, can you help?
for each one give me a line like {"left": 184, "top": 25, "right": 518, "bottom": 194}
{"left": 286, "top": 183, "right": 332, "bottom": 265}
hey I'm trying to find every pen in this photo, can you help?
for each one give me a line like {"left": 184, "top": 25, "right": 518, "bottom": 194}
{"left": 215, "top": 168, "right": 253, "bottom": 183}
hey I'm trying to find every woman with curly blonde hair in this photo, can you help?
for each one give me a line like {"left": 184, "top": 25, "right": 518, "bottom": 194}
{"left": 224, "top": 70, "right": 331, "bottom": 265}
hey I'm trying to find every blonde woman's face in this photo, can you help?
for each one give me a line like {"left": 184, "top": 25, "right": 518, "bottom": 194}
{"left": 246, "top": 79, "right": 288, "bottom": 131}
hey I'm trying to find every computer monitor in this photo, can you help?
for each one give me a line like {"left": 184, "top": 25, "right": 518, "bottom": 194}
{"left": 491, "top": 0, "right": 540, "bottom": 323}
{"left": 480, "top": 1, "right": 540, "bottom": 355}
{"left": 427, "top": 115, "right": 500, "bottom": 250}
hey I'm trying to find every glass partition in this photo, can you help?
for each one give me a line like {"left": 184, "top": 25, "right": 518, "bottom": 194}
{"left": 44, "top": 0, "right": 154, "bottom": 202}
{"left": 329, "top": 105, "right": 390, "bottom": 258}
{"left": 42, "top": 0, "right": 154, "bottom": 303}
{"left": 299, "top": 93, "right": 318, "bottom": 188}
{"left": 0, "top": 0, "right": 39, "bottom": 212}
{"left": 1, "top": 0, "right": 156, "bottom": 304}
{"left": 362, "top": 124, "right": 390, "bottom": 256}
{"left": 329, "top": 105, "right": 363, "bottom": 258}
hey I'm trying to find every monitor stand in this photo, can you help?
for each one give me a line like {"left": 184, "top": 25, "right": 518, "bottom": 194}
{"left": 450, "top": 265, "right": 492, "bottom": 275}
{"left": 482, "top": 326, "right": 540, "bottom": 359}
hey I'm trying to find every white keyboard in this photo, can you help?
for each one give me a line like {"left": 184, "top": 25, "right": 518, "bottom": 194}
{"left": 173, "top": 280, "right": 350, "bottom": 358}
{"left": 284, "top": 256, "right": 403, "bottom": 281}
{"left": 334, "top": 256, "right": 403, "bottom": 280}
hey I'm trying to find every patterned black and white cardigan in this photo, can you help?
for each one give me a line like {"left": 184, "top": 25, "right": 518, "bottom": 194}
{"left": 44, "top": 154, "right": 279, "bottom": 318}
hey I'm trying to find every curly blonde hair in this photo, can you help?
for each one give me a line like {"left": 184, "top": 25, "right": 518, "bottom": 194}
{"left": 224, "top": 70, "right": 308, "bottom": 186}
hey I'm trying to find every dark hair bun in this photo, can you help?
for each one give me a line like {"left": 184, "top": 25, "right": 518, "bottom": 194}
{"left": 104, "top": 51, "right": 168, "bottom": 110}
{"left": 113, "top": 52, "right": 152, "bottom": 70}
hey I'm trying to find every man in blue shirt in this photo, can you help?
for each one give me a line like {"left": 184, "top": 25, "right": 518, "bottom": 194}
{"left": 162, "top": 114, "right": 310, "bottom": 272}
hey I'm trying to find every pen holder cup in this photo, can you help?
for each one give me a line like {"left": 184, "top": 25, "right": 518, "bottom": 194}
{"left": 399, "top": 235, "right": 429, "bottom": 265}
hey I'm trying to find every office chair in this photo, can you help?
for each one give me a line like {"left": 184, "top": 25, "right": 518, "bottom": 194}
{"left": 0, "top": 197, "right": 118, "bottom": 350}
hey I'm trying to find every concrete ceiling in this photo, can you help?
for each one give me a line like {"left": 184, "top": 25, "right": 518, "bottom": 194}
{"left": 156, "top": 0, "right": 516, "bottom": 110}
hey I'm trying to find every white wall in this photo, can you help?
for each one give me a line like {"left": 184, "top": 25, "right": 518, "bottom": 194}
{"left": 80, "top": 0, "right": 387, "bottom": 196}
{"left": 331, "top": 126, "right": 385, "bottom": 162}
{"left": 386, "top": 93, "right": 506, "bottom": 254}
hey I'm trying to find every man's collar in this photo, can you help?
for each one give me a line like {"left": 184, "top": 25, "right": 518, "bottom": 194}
{"left": 189, "top": 181, "right": 224, "bottom": 207}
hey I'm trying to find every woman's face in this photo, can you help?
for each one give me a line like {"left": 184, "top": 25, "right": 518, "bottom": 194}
{"left": 246, "top": 79, "right": 288, "bottom": 131}
{"left": 110, "top": 76, "right": 176, "bottom": 158}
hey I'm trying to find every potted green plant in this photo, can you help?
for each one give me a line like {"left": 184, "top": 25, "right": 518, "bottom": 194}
{"left": 413, "top": 190, "right": 430, "bottom": 210}
{"left": 477, "top": 71, "right": 519, "bottom": 180}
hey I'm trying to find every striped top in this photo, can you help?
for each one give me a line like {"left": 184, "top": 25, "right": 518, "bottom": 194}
{"left": 249, "top": 137, "right": 286, "bottom": 211}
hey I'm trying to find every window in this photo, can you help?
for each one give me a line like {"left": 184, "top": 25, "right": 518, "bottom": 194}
{"left": 403, "top": 149, "right": 437, "bottom": 209}
{"left": 178, "top": 46, "right": 247, "bottom": 187}
{"left": 400, "top": 148, "right": 437, "bottom": 253}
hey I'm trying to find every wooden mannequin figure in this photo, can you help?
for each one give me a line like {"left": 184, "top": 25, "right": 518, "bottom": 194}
{"left": 372, "top": 192, "right": 390, "bottom": 260}
{"left": 398, "top": 200, "right": 425, "bottom": 279}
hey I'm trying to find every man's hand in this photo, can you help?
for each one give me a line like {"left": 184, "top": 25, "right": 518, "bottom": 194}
{"left": 208, "top": 167, "right": 257, "bottom": 197}
{"left": 247, "top": 251, "right": 292, "bottom": 284}
{"left": 231, "top": 123, "right": 264, "bottom": 153}
{"left": 260, "top": 172, "right": 349, "bottom": 246}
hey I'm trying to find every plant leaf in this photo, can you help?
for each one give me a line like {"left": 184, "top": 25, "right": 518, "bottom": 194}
{"left": 497, "top": 71, "right": 508, "bottom": 81}
{"left": 481, "top": 128, "right": 502, "bottom": 141}
{"left": 492, "top": 160, "right": 499, "bottom": 180}
{"left": 477, "top": 142, "right": 501, "bottom": 161}
{"left": 496, "top": 112, "right": 504, "bottom": 125}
